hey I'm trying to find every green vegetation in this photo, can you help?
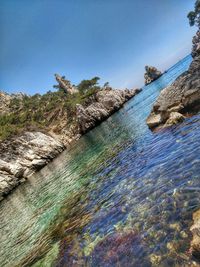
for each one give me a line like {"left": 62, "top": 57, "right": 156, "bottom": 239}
{"left": 0, "top": 76, "right": 103, "bottom": 140}
{"left": 188, "top": 0, "right": 200, "bottom": 27}
{"left": 77, "top": 77, "right": 100, "bottom": 92}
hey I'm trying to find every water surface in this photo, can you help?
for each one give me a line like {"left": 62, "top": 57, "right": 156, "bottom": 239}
{"left": 1, "top": 55, "right": 200, "bottom": 267}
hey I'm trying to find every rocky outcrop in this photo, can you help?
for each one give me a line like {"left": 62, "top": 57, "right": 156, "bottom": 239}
{"left": 0, "top": 91, "right": 25, "bottom": 115}
{"left": 76, "top": 88, "right": 141, "bottom": 133}
{"left": 192, "top": 30, "right": 200, "bottom": 57}
{"left": 0, "top": 92, "right": 11, "bottom": 114}
{"left": 0, "top": 132, "right": 65, "bottom": 200}
{"left": 144, "top": 66, "right": 162, "bottom": 85}
{"left": 146, "top": 33, "right": 200, "bottom": 130}
{"left": 54, "top": 74, "right": 78, "bottom": 94}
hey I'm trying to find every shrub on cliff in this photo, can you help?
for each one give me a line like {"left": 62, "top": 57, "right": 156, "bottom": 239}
{"left": 0, "top": 76, "right": 103, "bottom": 140}
{"left": 188, "top": 0, "right": 200, "bottom": 27}
{"left": 77, "top": 77, "right": 100, "bottom": 93}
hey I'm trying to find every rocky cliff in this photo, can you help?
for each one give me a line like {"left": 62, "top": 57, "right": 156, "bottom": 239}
{"left": 0, "top": 132, "right": 65, "bottom": 200}
{"left": 144, "top": 66, "right": 162, "bottom": 85}
{"left": 76, "top": 88, "right": 141, "bottom": 133}
{"left": 146, "top": 30, "right": 200, "bottom": 130}
{"left": 0, "top": 86, "right": 140, "bottom": 200}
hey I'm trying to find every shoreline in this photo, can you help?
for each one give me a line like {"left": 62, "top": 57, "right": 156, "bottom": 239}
{"left": 147, "top": 30, "right": 200, "bottom": 130}
{"left": 0, "top": 88, "right": 141, "bottom": 201}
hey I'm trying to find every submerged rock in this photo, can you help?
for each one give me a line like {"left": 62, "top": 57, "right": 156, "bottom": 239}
{"left": 91, "top": 230, "right": 151, "bottom": 266}
{"left": 149, "top": 253, "right": 162, "bottom": 265}
{"left": 190, "top": 209, "right": 200, "bottom": 259}
{"left": 147, "top": 43, "right": 200, "bottom": 130}
{"left": 144, "top": 66, "right": 162, "bottom": 85}
{"left": 57, "top": 230, "right": 151, "bottom": 267}
{"left": 76, "top": 88, "right": 141, "bottom": 133}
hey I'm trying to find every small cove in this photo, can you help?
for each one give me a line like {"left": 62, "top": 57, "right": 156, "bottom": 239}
{"left": 0, "top": 55, "right": 200, "bottom": 266}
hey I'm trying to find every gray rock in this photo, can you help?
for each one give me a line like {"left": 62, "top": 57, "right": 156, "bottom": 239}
{"left": 9, "top": 164, "right": 25, "bottom": 178}
{"left": 76, "top": 88, "right": 141, "bottom": 133}
{"left": 0, "top": 131, "right": 65, "bottom": 199}
{"left": 0, "top": 172, "right": 19, "bottom": 199}
{"left": 31, "top": 159, "right": 47, "bottom": 171}
{"left": 146, "top": 114, "right": 162, "bottom": 129}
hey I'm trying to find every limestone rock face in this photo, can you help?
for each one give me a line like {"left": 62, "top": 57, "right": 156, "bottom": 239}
{"left": 0, "top": 91, "right": 26, "bottom": 115}
{"left": 76, "top": 88, "right": 141, "bottom": 133}
{"left": 55, "top": 74, "right": 78, "bottom": 94}
{"left": 144, "top": 66, "right": 162, "bottom": 85}
{"left": 192, "top": 30, "right": 200, "bottom": 58}
{"left": 0, "top": 92, "right": 11, "bottom": 115}
{"left": 0, "top": 132, "right": 65, "bottom": 199}
{"left": 147, "top": 53, "right": 200, "bottom": 130}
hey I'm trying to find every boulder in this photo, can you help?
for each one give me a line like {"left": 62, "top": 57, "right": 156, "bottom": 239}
{"left": 147, "top": 53, "right": 200, "bottom": 130}
{"left": 31, "top": 159, "right": 47, "bottom": 171}
{"left": 146, "top": 114, "right": 162, "bottom": 129}
{"left": 165, "top": 112, "right": 185, "bottom": 126}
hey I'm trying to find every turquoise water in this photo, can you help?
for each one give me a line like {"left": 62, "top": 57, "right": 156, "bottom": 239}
{"left": 0, "top": 55, "right": 200, "bottom": 267}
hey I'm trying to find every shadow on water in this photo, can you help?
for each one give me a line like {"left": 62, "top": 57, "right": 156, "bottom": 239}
{"left": 1, "top": 55, "right": 200, "bottom": 267}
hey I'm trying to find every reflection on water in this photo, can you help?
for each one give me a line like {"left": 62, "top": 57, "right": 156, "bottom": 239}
{"left": 0, "top": 55, "right": 200, "bottom": 267}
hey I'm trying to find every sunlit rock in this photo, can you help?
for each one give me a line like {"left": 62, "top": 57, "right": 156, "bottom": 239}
{"left": 0, "top": 132, "right": 65, "bottom": 199}
{"left": 54, "top": 74, "right": 78, "bottom": 94}
{"left": 147, "top": 29, "right": 200, "bottom": 130}
{"left": 76, "top": 88, "right": 141, "bottom": 133}
{"left": 165, "top": 112, "right": 185, "bottom": 126}
{"left": 149, "top": 253, "right": 162, "bottom": 265}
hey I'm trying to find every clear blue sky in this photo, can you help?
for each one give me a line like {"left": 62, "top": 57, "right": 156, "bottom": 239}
{"left": 0, "top": 0, "right": 196, "bottom": 94}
